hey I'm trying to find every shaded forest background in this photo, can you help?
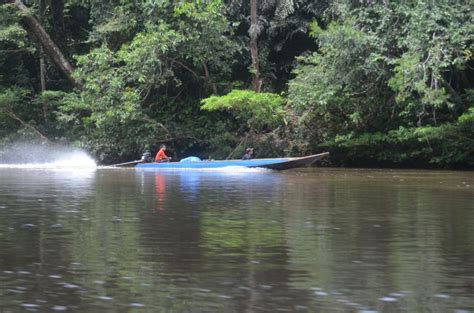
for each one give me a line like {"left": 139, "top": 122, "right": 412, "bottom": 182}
{"left": 0, "top": 0, "right": 472, "bottom": 167}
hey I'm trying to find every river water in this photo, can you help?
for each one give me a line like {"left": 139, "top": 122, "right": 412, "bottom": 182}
{"left": 0, "top": 167, "right": 472, "bottom": 313}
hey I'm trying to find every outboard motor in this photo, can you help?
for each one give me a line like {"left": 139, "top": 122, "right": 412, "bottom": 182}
{"left": 141, "top": 151, "right": 153, "bottom": 163}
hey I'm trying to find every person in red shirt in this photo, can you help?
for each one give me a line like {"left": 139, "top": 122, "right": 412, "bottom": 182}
{"left": 155, "top": 144, "right": 172, "bottom": 162}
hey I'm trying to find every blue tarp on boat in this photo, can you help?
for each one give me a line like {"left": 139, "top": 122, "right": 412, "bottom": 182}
{"left": 179, "top": 156, "right": 202, "bottom": 162}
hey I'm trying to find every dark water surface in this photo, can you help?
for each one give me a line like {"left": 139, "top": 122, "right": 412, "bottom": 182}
{"left": 0, "top": 167, "right": 473, "bottom": 313}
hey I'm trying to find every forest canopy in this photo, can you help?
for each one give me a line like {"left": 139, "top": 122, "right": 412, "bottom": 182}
{"left": 0, "top": 0, "right": 472, "bottom": 167}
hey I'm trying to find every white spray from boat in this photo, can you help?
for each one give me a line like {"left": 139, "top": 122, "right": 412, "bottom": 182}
{"left": 0, "top": 142, "right": 96, "bottom": 169}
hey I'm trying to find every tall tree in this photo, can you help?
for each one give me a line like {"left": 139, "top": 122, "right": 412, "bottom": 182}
{"left": 249, "top": 0, "right": 261, "bottom": 92}
{"left": 225, "top": 0, "right": 329, "bottom": 91}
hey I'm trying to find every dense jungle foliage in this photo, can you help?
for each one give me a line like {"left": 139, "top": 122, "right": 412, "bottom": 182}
{"left": 0, "top": 0, "right": 472, "bottom": 167}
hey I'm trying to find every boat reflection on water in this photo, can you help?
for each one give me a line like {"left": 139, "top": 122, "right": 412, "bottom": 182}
{"left": 139, "top": 168, "right": 285, "bottom": 213}
{"left": 155, "top": 173, "right": 165, "bottom": 212}
{"left": 136, "top": 167, "right": 288, "bottom": 212}
{"left": 153, "top": 170, "right": 204, "bottom": 210}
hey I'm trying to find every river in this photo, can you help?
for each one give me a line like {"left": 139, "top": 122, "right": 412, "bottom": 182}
{"left": 0, "top": 167, "right": 473, "bottom": 313}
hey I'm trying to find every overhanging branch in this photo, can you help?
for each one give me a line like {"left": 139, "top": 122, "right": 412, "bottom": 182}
{"left": 10, "top": 0, "right": 83, "bottom": 89}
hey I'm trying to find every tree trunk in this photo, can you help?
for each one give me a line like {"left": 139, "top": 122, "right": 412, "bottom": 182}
{"left": 39, "top": 0, "right": 48, "bottom": 121}
{"left": 202, "top": 62, "right": 217, "bottom": 94}
{"left": 11, "top": 0, "right": 82, "bottom": 89}
{"left": 249, "top": 0, "right": 261, "bottom": 92}
{"left": 39, "top": 45, "right": 49, "bottom": 120}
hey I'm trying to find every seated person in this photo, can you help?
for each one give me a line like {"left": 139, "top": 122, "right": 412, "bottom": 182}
{"left": 155, "top": 144, "right": 172, "bottom": 162}
{"left": 140, "top": 151, "right": 153, "bottom": 163}
{"left": 242, "top": 148, "right": 253, "bottom": 160}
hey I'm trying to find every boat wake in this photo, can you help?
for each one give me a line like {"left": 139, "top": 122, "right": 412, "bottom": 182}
{"left": 0, "top": 151, "right": 96, "bottom": 170}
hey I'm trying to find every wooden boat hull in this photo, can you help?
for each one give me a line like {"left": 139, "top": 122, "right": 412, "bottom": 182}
{"left": 134, "top": 152, "right": 329, "bottom": 171}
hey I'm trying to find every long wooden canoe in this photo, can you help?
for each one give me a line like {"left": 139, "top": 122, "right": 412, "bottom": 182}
{"left": 126, "top": 152, "right": 329, "bottom": 171}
